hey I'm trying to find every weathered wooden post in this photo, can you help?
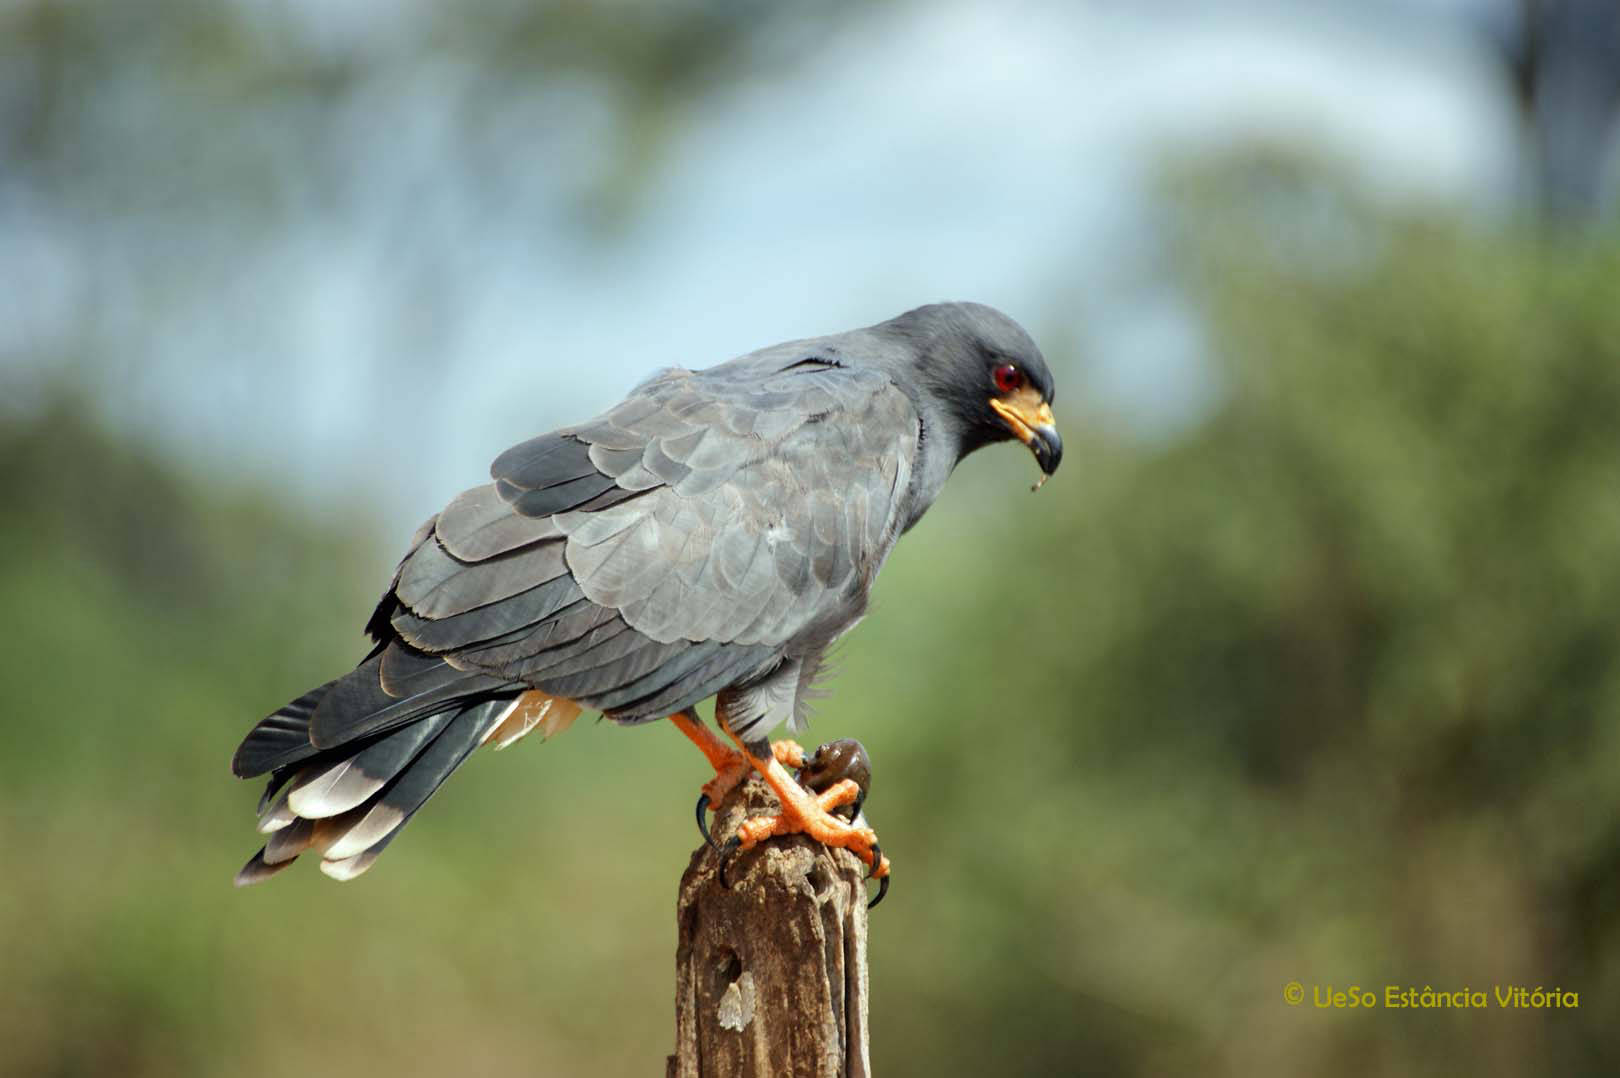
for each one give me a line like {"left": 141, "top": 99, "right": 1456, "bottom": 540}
{"left": 668, "top": 774, "right": 871, "bottom": 1078}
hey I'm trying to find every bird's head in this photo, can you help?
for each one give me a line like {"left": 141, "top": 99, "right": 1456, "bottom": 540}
{"left": 879, "top": 301, "right": 1062, "bottom": 486}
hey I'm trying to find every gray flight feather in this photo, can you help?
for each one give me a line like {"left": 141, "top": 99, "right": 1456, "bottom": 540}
{"left": 395, "top": 537, "right": 569, "bottom": 619}
{"left": 286, "top": 710, "right": 454, "bottom": 818}
{"left": 318, "top": 697, "right": 506, "bottom": 863}
{"left": 392, "top": 574, "right": 583, "bottom": 653}
{"left": 231, "top": 681, "right": 336, "bottom": 778}
{"left": 308, "top": 646, "right": 510, "bottom": 749}
{"left": 435, "top": 484, "right": 563, "bottom": 561}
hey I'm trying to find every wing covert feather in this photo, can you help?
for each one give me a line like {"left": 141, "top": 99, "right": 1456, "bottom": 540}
{"left": 557, "top": 367, "right": 918, "bottom": 649}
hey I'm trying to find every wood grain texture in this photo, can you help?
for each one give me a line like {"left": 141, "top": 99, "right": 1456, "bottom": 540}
{"left": 669, "top": 775, "right": 870, "bottom": 1078}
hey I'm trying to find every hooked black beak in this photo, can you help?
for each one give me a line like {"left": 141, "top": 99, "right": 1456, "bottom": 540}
{"left": 1031, "top": 424, "right": 1062, "bottom": 476}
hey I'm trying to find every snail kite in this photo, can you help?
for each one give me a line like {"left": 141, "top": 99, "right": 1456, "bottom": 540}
{"left": 231, "top": 301, "right": 1060, "bottom": 888}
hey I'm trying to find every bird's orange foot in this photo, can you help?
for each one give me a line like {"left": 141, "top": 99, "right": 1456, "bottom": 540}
{"left": 670, "top": 712, "right": 891, "bottom": 904}
{"left": 735, "top": 767, "right": 891, "bottom": 881}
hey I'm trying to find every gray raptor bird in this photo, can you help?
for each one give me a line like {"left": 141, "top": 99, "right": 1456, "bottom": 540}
{"left": 231, "top": 301, "right": 1061, "bottom": 889}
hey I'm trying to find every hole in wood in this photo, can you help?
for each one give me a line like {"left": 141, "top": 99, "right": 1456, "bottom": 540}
{"left": 806, "top": 860, "right": 833, "bottom": 899}
{"left": 715, "top": 947, "right": 743, "bottom": 991}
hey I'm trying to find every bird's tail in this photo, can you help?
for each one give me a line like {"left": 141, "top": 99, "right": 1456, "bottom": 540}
{"left": 231, "top": 661, "right": 580, "bottom": 885}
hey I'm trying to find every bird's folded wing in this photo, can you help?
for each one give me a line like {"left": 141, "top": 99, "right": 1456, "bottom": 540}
{"left": 377, "top": 359, "right": 918, "bottom": 723}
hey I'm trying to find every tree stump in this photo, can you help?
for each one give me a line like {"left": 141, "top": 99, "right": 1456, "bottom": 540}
{"left": 668, "top": 773, "right": 871, "bottom": 1078}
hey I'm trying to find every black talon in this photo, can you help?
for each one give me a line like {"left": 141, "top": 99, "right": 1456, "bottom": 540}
{"left": 866, "top": 842, "right": 882, "bottom": 880}
{"left": 868, "top": 874, "right": 890, "bottom": 910}
{"left": 694, "top": 793, "right": 724, "bottom": 854}
{"left": 717, "top": 836, "right": 742, "bottom": 889}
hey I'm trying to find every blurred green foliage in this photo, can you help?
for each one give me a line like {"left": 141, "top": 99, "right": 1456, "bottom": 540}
{"left": 4, "top": 155, "right": 1618, "bottom": 1076}
{"left": 852, "top": 155, "right": 1620, "bottom": 1076}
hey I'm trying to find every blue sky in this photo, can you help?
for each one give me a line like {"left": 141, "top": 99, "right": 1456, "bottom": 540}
{"left": 5, "top": 1, "right": 1524, "bottom": 533}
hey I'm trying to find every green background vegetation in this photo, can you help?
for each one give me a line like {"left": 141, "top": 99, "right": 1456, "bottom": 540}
{"left": 4, "top": 2, "right": 1618, "bottom": 1075}
{"left": 7, "top": 162, "right": 1618, "bottom": 1075}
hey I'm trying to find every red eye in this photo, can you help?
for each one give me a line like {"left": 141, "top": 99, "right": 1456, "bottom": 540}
{"left": 993, "top": 364, "right": 1024, "bottom": 394}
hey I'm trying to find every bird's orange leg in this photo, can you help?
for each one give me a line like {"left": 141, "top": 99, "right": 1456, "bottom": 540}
{"left": 725, "top": 735, "right": 891, "bottom": 880}
{"left": 668, "top": 710, "right": 802, "bottom": 810}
